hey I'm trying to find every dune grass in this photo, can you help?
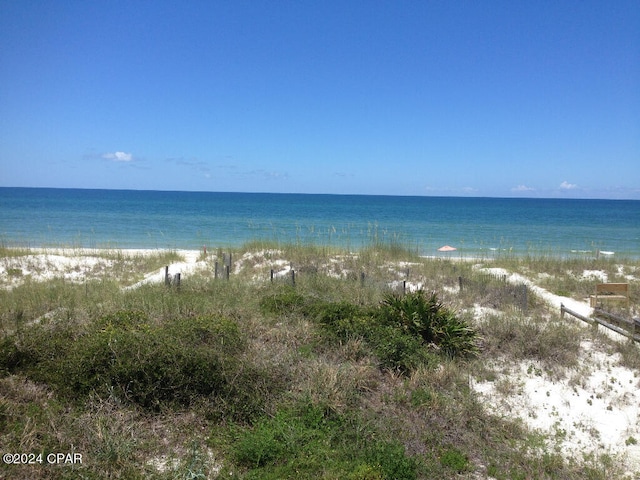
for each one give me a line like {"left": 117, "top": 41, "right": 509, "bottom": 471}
{"left": 0, "top": 242, "right": 636, "bottom": 479}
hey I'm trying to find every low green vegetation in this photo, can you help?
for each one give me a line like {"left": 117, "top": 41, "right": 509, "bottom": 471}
{"left": 5, "top": 310, "right": 278, "bottom": 420}
{"left": 0, "top": 242, "right": 635, "bottom": 479}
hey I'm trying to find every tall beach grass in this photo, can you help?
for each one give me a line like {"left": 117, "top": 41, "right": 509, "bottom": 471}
{"left": 0, "top": 240, "right": 636, "bottom": 478}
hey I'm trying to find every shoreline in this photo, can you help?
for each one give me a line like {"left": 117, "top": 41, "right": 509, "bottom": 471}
{"left": 3, "top": 189, "right": 639, "bottom": 263}
{"left": 3, "top": 244, "right": 636, "bottom": 261}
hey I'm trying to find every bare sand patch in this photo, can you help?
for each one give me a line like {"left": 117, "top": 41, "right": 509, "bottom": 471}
{"left": 471, "top": 340, "right": 640, "bottom": 473}
{"left": 471, "top": 265, "right": 640, "bottom": 473}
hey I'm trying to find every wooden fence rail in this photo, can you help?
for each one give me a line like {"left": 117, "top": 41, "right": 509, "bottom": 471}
{"left": 560, "top": 303, "right": 639, "bottom": 342}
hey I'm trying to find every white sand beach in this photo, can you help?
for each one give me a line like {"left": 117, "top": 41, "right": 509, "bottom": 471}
{"left": 0, "top": 248, "right": 205, "bottom": 290}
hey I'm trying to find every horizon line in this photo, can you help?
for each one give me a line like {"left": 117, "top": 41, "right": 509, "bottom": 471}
{"left": 1, "top": 185, "right": 638, "bottom": 202}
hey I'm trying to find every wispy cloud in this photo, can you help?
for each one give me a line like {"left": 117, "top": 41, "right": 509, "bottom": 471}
{"left": 511, "top": 184, "right": 535, "bottom": 192}
{"left": 165, "top": 158, "right": 287, "bottom": 182}
{"left": 102, "top": 151, "right": 133, "bottom": 162}
{"left": 166, "top": 157, "right": 212, "bottom": 178}
{"left": 245, "top": 169, "right": 289, "bottom": 180}
{"left": 560, "top": 180, "right": 577, "bottom": 190}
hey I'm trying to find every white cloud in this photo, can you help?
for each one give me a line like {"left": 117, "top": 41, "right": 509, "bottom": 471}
{"left": 560, "top": 180, "right": 577, "bottom": 190}
{"left": 512, "top": 184, "right": 535, "bottom": 192}
{"left": 102, "top": 151, "right": 133, "bottom": 162}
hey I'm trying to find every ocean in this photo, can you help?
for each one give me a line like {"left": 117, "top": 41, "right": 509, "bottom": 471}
{"left": 1, "top": 187, "right": 639, "bottom": 258}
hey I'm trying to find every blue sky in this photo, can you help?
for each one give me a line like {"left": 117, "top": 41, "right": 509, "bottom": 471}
{"left": 1, "top": 1, "right": 638, "bottom": 199}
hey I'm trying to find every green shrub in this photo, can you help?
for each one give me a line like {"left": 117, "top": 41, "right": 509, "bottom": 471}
{"left": 60, "top": 313, "right": 265, "bottom": 413}
{"left": 94, "top": 309, "right": 148, "bottom": 331}
{"left": 378, "top": 291, "right": 478, "bottom": 359}
{"left": 3, "top": 310, "right": 279, "bottom": 419}
{"left": 233, "top": 417, "right": 288, "bottom": 468}
{"left": 0, "top": 336, "right": 22, "bottom": 374}
{"left": 379, "top": 291, "right": 441, "bottom": 343}
{"left": 309, "top": 301, "right": 365, "bottom": 327}
{"left": 67, "top": 327, "right": 230, "bottom": 409}
{"left": 370, "top": 325, "right": 427, "bottom": 373}
{"left": 259, "top": 286, "right": 307, "bottom": 315}
{"left": 261, "top": 289, "right": 477, "bottom": 373}
{"left": 431, "top": 310, "right": 479, "bottom": 358}
{"left": 308, "top": 296, "right": 441, "bottom": 372}
{"left": 0, "top": 321, "right": 78, "bottom": 376}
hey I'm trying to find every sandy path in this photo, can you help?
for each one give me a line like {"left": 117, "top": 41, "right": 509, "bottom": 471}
{"left": 123, "top": 250, "right": 205, "bottom": 290}
{"left": 473, "top": 267, "right": 640, "bottom": 473}
{"left": 479, "top": 266, "right": 592, "bottom": 317}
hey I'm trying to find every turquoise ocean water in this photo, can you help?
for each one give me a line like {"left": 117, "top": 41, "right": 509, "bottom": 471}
{"left": 1, "top": 187, "right": 639, "bottom": 258}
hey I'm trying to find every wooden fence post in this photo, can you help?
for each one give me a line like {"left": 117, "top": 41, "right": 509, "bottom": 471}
{"left": 458, "top": 276, "right": 463, "bottom": 291}
{"left": 360, "top": 271, "right": 365, "bottom": 286}
{"left": 291, "top": 269, "right": 296, "bottom": 286}
{"left": 164, "top": 266, "right": 169, "bottom": 286}
{"left": 270, "top": 269, "right": 274, "bottom": 283}
{"left": 214, "top": 261, "right": 218, "bottom": 279}
{"left": 225, "top": 265, "right": 230, "bottom": 280}
{"left": 174, "top": 273, "right": 181, "bottom": 288}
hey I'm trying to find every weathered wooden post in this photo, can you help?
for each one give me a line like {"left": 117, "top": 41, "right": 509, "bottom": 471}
{"left": 164, "top": 266, "right": 170, "bottom": 286}
{"left": 270, "top": 269, "right": 274, "bottom": 283}
{"left": 291, "top": 269, "right": 295, "bottom": 286}
{"left": 223, "top": 252, "right": 232, "bottom": 268}
{"left": 175, "top": 273, "right": 181, "bottom": 288}
{"left": 458, "top": 276, "right": 463, "bottom": 291}
{"left": 403, "top": 280, "right": 406, "bottom": 294}
{"left": 360, "top": 271, "right": 365, "bottom": 286}
{"left": 214, "top": 261, "right": 219, "bottom": 279}
{"left": 225, "top": 265, "right": 230, "bottom": 280}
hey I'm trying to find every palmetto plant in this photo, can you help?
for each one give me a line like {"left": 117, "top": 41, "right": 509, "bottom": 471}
{"left": 380, "top": 291, "right": 478, "bottom": 358}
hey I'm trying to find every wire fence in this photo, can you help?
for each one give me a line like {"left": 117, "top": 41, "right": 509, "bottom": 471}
{"left": 458, "top": 274, "right": 529, "bottom": 313}
{"left": 165, "top": 253, "right": 531, "bottom": 314}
